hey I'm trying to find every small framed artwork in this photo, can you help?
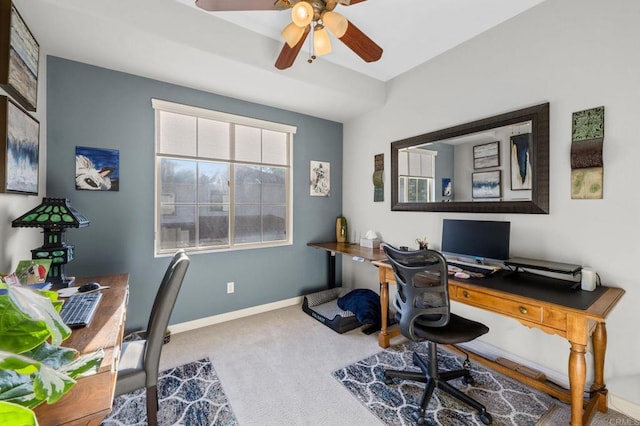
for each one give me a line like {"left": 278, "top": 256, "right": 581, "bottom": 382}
{"left": 76, "top": 146, "right": 119, "bottom": 191}
{"left": 472, "top": 170, "right": 501, "bottom": 199}
{"left": 310, "top": 160, "right": 330, "bottom": 196}
{"left": 442, "top": 178, "right": 452, "bottom": 197}
{"left": 0, "top": 96, "right": 39, "bottom": 194}
{"left": 0, "top": 1, "right": 39, "bottom": 111}
{"left": 473, "top": 141, "right": 500, "bottom": 169}
{"left": 510, "top": 133, "right": 532, "bottom": 190}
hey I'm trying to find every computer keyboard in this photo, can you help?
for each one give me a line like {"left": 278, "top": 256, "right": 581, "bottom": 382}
{"left": 59, "top": 292, "right": 102, "bottom": 328}
{"left": 448, "top": 261, "right": 498, "bottom": 276}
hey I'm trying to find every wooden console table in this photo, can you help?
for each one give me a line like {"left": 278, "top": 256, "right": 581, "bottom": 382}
{"left": 34, "top": 273, "right": 129, "bottom": 426}
{"left": 372, "top": 260, "right": 624, "bottom": 426}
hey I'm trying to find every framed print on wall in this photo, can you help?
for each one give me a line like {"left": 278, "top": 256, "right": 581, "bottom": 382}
{"left": 0, "top": 0, "right": 39, "bottom": 112}
{"left": 510, "top": 133, "right": 533, "bottom": 190}
{"left": 472, "top": 170, "right": 501, "bottom": 199}
{"left": 473, "top": 141, "right": 500, "bottom": 169}
{"left": 310, "top": 160, "right": 330, "bottom": 196}
{"left": 76, "top": 146, "right": 120, "bottom": 191}
{"left": 0, "top": 95, "right": 40, "bottom": 194}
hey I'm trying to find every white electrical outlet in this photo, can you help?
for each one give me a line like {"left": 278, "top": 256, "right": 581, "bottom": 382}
{"left": 227, "top": 281, "right": 234, "bottom": 294}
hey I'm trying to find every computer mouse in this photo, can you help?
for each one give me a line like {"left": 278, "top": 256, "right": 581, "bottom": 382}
{"left": 454, "top": 271, "right": 470, "bottom": 279}
{"left": 78, "top": 282, "right": 100, "bottom": 293}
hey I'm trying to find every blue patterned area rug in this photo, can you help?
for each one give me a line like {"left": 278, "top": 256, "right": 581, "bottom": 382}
{"left": 333, "top": 342, "right": 556, "bottom": 426}
{"left": 102, "top": 358, "right": 238, "bottom": 426}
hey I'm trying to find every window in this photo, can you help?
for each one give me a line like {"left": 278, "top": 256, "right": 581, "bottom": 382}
{"left": 153, "top": 99, "right": 295, "bottom": 255}
{"left": 398, "top": 149, "right": 437, "bottom": 203}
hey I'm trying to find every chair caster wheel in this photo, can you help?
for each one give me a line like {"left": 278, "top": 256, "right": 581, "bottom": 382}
{"left": 412, "top": 409, "right": 427, "bottom": 425}
{"left": 478, "top": 410, "right": 492, "bottom": 425}
{"left": 462, "top": 374, "right": 475, "bottom": 385}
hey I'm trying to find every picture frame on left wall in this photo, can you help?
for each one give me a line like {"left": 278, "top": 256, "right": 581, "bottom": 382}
{"left": 0, "top": 95, "right": 39, "bottom": 194}
{"left": 0, "top": 0, "right": 40, "bottom": 112}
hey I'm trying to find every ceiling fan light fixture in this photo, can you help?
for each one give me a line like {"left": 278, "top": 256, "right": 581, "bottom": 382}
{"left": 282, "top": 22, "right": 306, "bottom": 47}
{"left": 321, "top": 11, "right": 347, "bottom": 38}
{"left": 291, "top": 1, "right": 314, "bottom": 27}
{"left": 313, "top": 25, "right": 332, "bottom": 56}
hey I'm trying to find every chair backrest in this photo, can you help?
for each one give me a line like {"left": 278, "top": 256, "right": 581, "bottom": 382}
{"left": 144, "top": 251, "right": 190, "bottom": 381}
{"left": 383, "top": 245, "right": 450, "bottom": 341}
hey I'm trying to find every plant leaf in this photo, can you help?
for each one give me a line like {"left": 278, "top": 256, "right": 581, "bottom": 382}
{"left": 0, "top": 350, "right": 75, "bottom": 408}
{"left": 0, "top": 400, "right": 38, "bottom": 426}
{"left": 59, "top": 348, "right": 104, "bottom": 378}
{"left": 23, "top": 342, "right": 77, "bottom": 371}
{"left": 0, "top": 296, "right": 50, "bottom": 354}
{"left": 6, "top": 285, "right": 71, "bottom": 346}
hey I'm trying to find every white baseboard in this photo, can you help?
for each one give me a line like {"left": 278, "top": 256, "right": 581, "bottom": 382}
{"left": 459, "top": 340, "right": 640, "bottom": 420}
{"left": 609, "top": 394, "right": 640, "bottom": 421}
{"left": 168, "top": 295, "right": 304, "bottom": 335}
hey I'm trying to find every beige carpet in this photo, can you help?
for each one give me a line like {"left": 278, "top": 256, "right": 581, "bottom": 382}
{"left": 157, "top": 304, "right": 635, "bottom": 425}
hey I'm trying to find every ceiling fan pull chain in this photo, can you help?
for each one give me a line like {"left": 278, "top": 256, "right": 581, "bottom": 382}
{"left": 308, "top": 21, "right": 317, "bottom": 63}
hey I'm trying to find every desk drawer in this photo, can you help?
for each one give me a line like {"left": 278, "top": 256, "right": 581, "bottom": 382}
{"left": 456, "top": 287, "right": 543, "bottom": 323}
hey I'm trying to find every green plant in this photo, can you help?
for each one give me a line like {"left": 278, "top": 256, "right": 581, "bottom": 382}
{"left": 0, "top": 279, "right": 103, "bottom": 426}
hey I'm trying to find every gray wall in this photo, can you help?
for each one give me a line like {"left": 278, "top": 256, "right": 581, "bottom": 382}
{"left": 46, "top": 56, "right": 343, "bottom": 331}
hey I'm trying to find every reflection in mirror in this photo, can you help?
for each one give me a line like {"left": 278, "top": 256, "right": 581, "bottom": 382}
{"left": 391, "top": 103, "right": 549, "bottom": 214}
{"left": 398, "top": 120, "right": 532, "bottom": 203}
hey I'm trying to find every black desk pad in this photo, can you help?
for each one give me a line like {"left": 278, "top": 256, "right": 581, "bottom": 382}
{"left": 463, "top": 270, "right": 607, "bottom": 310}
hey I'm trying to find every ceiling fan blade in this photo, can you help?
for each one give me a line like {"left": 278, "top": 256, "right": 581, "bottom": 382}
{"left": 339, "top": 20, "right": 383, "bottom": 63}
{"left": 275, "top": 28, "right": 309, "bottom": 70}
{"left": 195, "top": 0, "right": 291, "bottom": 12}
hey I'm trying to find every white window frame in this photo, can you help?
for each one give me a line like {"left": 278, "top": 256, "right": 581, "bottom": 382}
{"left": 152, "top": 99, "right": 296, "bottom": 255}
{"left": 398, "top": 149, "right": 437, "bottom": 203}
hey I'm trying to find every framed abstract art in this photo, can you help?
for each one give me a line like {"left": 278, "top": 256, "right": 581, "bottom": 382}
{"left": 0, "top": 95, "right": 39, "bottom": 194}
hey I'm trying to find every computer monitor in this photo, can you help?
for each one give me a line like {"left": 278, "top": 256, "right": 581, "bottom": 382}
{"left": 441, "top": 219, "right": 510, "bottom": 263}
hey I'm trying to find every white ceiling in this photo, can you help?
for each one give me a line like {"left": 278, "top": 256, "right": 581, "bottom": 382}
{"left": 16, "top": 0, "right": 544, "bottom": 122}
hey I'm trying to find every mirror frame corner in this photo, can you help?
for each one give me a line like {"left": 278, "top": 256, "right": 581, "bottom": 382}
{"left": 390, "top": 102, "right": 549, "bottom": 214}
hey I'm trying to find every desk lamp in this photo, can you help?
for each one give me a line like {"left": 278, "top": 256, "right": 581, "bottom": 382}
{"left": 11, "top": 197, "right": 90, "bottom": 287}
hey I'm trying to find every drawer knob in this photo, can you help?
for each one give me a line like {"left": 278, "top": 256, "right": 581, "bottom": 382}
{"left": 462, "top": 291, "right": 469, "bottom": 298}
{"left": 519, "top": 306, "right": 528, "bottom": 314}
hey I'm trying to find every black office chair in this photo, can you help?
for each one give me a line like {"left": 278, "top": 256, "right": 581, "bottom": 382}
{"left": 382, "top": 245, "right": 492, "bottom": 425}
{"left": 115, "top": 250, "right": 190, "bottom": 426}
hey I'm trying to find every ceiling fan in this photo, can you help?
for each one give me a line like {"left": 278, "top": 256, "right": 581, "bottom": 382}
{"left": 195, "top": 0, "right": 383, "bottom": 70}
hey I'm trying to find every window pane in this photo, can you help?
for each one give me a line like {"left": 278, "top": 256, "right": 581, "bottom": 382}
{"left": 262, "top": 167, "right": 285, "bottom": 204}
{"left": 160, "top": 205, "right": 195, "bottom": 249}
{"left": 263, "top": 205, "right": 286, "bottom": 241}
{"left": 234, "top": 205, "right": 260, "bottom": 244}
{"left": 408, "top": 178, "right": 417, "bottom": 202}
{"left": 159, "top": 111, "right": 196, "bottom": 156}
{"left": 235, "top": 125, "right": 261, "bottom": 162}
{"left": 198, "top": 162, "right": 229, "bottom": 204}
{"left": 199, "top": 205, "right": 229, "bottom": 246}
{"left": 262, "top": 130, "right": 288, "bottom": 165}
{"left": 160, "top": 159, "right": 196, "bottom": 203}
{"left": 198, "top": 118, "right": 230, "bottom": 159}
{"left": 235, "top": 164, "right": 261, "bottom": 204}
{"left": 417, "top": 179, "right": 428, "bottom": 201}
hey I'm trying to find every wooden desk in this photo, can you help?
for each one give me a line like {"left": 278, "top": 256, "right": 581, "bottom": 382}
{"left": 307, "top": 242, "right": 387, "bottom": 288}
{"left": 373, "top": 260, "right": 624, "bottom": 426}
{"left": 34, "top": 274, "right": 129, "bottom": 426}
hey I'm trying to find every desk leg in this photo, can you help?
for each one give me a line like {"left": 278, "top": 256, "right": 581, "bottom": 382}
{"left": 378, "top": 278, "right": 391, "bottom": 348}
{"left": 569, "top": 342, "right": 587, "bottom": 426}
{"left": 591, "top": 322, "right": 608, "bottom": 413}
{"left": 327, "top": 251, "right": 336, "bottom": 289}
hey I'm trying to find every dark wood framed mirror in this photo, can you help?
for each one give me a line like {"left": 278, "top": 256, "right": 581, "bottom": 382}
{"left": 391, "top": 103, "right": 549, "bottom": 214}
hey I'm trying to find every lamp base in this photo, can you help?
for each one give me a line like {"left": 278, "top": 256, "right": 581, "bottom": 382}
{"left": 49, "top": 276, "right": 76, "bottom": 290}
